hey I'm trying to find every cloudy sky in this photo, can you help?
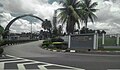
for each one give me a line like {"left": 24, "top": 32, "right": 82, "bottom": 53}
{"left": 0, "top": 0, "right": 120, "bottom": 34}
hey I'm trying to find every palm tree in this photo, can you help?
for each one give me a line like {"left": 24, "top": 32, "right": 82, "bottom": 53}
{"left": 58, "top": 0, "right": 81, "bottom": 34}
{"left": 0, "top": 25, "right": 4, "bottom": 35}
{"left": 81, "top": 0, "right": 98, "bottom": 28}
{"left": 58, "top": 0, "right": 98, "bottom": 34}
{"left": 58, "top": 25, "right": 63, "bottom": 35}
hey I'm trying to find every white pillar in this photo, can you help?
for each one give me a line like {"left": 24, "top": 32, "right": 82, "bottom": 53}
{"left": 96, "top": 33, "right": 99, "bottom": 49}
{"left": 102, "top": 33, "right": 105, "bottom": 46}
{"left": 93, "top": 31, "right": 98, "bottom": 50}
{"left": 68, "top": 35, "right": 71, "bottom": 48}
{"left": 117, "top": 34, "right": 119, "bottom": 46}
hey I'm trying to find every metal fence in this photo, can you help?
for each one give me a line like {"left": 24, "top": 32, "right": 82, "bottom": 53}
{"left": 98, "top": 34, "right": 120, "bottom": 48}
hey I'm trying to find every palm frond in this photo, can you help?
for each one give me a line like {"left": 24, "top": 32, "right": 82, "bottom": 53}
{"left": 76, "top": 20, "right": 80, "bottom": 29}
{"left": 58, "top": 11, "right": 67, "bottom": 24}
{"left": 89, "top": 2, "right": 98, "bottom": 8}
{"left": 90, "top": 9, "right": 98, "bottom": 12}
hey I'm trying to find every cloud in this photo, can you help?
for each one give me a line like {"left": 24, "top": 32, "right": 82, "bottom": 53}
{"left": 87, "top": 0, "right": 120, "bottom": 34}
{"left": 0, "top": 0, "right": 61, "bottom": 33}
{"left": 0, "top": 0, "right": 120, "bottom": 34}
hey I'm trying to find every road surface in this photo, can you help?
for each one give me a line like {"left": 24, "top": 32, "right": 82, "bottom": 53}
{"left": 2, "top": 40, "right": 120, "bottom": 70}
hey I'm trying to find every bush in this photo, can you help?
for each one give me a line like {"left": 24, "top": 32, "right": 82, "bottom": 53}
{"left": 0, "top": 40, "right": 5, "bottom": 46}
{"left": 42, "top": 40, "right": 52, "bottom": 48}
{"left": 0, "top": 48, "right": 4, "bottom": 54}
{"left": 52, "top": 42, "right": 68, "bottom": 49}
{"left": 51, "top": 37, "right": 64, "bottom": 42}
{"left": 52, "top": 42, "right": 63, "bottom": 45}
{"left": 41, "top": 38, "right": 68, "bottom": 50}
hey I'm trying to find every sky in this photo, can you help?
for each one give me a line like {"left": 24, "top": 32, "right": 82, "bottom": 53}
{"left": 0, "top": 0, "right": 120, "bottom": 34}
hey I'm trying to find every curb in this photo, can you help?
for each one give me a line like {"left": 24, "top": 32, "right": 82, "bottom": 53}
{"left": 44, "top": 48, "right": 77, "bottom": 53}
{"left": 43, "top": 48, "right": 120, "bottom": 55}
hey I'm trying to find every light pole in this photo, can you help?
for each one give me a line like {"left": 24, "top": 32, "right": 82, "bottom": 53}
{"left": 53, "top": 10, "right": 57, "bottom": 30}
{"left": 30, "top": 21, "right": 32, "bottom": 39}
{"left": 53, "top": 8, "right": 66, "bottom": 30}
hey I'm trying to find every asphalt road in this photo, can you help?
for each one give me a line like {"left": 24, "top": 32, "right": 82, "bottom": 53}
{"left": 3, "top": 40, "right": 120, "bottom": 70}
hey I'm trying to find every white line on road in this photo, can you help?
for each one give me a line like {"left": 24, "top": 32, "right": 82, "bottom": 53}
{"left": 1, "top": 55, "right": 85, "bottom": 70}
{"left": 0, "top": 63, "right": 4, "bottom": 70}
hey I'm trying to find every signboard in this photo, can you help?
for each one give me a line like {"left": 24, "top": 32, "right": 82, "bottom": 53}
{"left": 69, "top": 34, "right": 95, "bottom": 50}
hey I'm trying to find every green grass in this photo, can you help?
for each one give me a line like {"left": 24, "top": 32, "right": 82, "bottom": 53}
{"left": 98, "top": 37, "right": 117, "bottom": 46}
{"left": 99, "top": 48, "right": 120, "bottom": 51}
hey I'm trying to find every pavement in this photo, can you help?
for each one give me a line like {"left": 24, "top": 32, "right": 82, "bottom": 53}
{"left": 1, "top": 40, "right": 120, "bottom": 70}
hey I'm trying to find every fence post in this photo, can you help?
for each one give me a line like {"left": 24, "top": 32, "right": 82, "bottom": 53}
{"left": 68, "top": 35, "right": 71, "bottom": 48}
{"left": 117, "top": 34, "right": 119, "bottom": 46}
{"left": 93, "top": 31, "right": 98, "bottom": 50}
{"left": 96, "top": 32, "right": 99, "bottom": 49}
{"left": 102, "top": 33, "right": 105, "bottom": 46}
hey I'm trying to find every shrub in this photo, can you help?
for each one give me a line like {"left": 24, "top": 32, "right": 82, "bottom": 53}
{"left": 51, "top": 37, "right": 64, "bottom": 42}
{"left": 0, "top": 40, "right": 5, "bottom": 46}
{"left": 42, "top": 40, "right": 52, "bottom": 47}
{"left": 52, "top": 42, "right": 63, "bottom": 45}
{"left": 0, "top": 48, "right": 4, "bottom": 54}
{"left": 52, "top": 42, "right": 68, "bottom": 49}
{"left": 42, "top": 38, "right": 68, "bottom": 50}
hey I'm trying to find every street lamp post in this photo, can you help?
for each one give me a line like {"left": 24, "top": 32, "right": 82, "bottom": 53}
{"left": 31, "top": 22, "right": 32, "bottom": 39}
{"left": 53, "top": 8, "right": 65, "bottom": 30}
{"left": 53, "top": 10, "right": 57, "bottom": 30}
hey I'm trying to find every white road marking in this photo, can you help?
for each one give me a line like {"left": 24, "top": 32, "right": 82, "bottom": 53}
{"left": 0, "top": 55, "right": 85, "bottom": 70}
{"left": 38, "top": 65, "right": 48, "bottom": 70}
{"left": 17, "top": 64, "right": 26, "bottom": 70}
{"left": 0, "top": 58, "right": 22, "bottom": 61}
{"left": 0, "top": 63, "right": 4, "bottom": 70}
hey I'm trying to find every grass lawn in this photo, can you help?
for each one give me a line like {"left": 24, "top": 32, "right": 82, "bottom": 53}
{"left": 98, "top": 37, "right": 117, "bottom": 46}
{"left": 99, "top": 48, "right": 120, "bottom": 51}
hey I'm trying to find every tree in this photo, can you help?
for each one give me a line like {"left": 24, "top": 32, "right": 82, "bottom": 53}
{"left": 0, "top": 25, "right": 4, "bottom": 40}
{"left": 81, "top": 0, "right": 98, "bottom": 28}
{"left": 42, "top": 19, "right": 52, "bottom": 37}
{"left": 58, "top": 25, "right": 63, "bottom": 35}
{"left": 58, "top": 0, "right": 81, "bottom": 34}
{"left": 0, "top": 25, "right": 4, "bottom": 35}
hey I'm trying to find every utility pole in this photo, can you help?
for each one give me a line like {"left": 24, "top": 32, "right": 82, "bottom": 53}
{"left": 53, "top": 10, "right": 57, "bottom": 30}
{"left": 30, "top": 21, "right": 32, "bottom": 40}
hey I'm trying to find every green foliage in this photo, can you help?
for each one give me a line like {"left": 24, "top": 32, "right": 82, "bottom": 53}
{"left": 51, "top": 37, "right": 64, "bottom": 42}
{"left": 42, "top": 40, "right": 52, "bottom": 48}
{"left": 81, "top": 0, "right": 98, "bottom": 28}
{"left": 42, "top": 19, "right": 52, "bottom": 30}
{"left": 98, "top": 37, "right": 117, "bottom": 46}
{"left": 99, "top": 48, "right": 120, "bottom": 51}
{"left": 0, "top": 48, "right": 4, "bottom": 54}
{"left": 0, "top": 25, "right": 4, "bottom": 34}
{"left": 0, "top": 40, "right": 38, "bottom": 46}
{"left": 58, "top": 0, "right": 98, "bottom": 34}
{"left": 42, "top": 38, "right": 68, "bottom": 50}
{"left": 0, "top": 40, "right": 5, "bottom": 46}
{"left": 104, "top": 38, "right": 116, "bottom": 46}
{"left": 52, "top": 29, "right": 59, "bottom": 36}
{"left": 52, "top": 42, "right": 63, "bottom": 45}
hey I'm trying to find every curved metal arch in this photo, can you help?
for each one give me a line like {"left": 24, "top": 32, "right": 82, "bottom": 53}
{"left": 4, "top": 14, "right": 44, "bottom": 34}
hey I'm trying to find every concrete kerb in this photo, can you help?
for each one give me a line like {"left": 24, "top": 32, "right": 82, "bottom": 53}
{"left": 43, "top": 47, "right": 120, "bottom": 55}
{"left": 44, "top": 48, "right": 78, "bottom": 53}
{"left": 41, "top": 45, "right": 120, "bottom": 54}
